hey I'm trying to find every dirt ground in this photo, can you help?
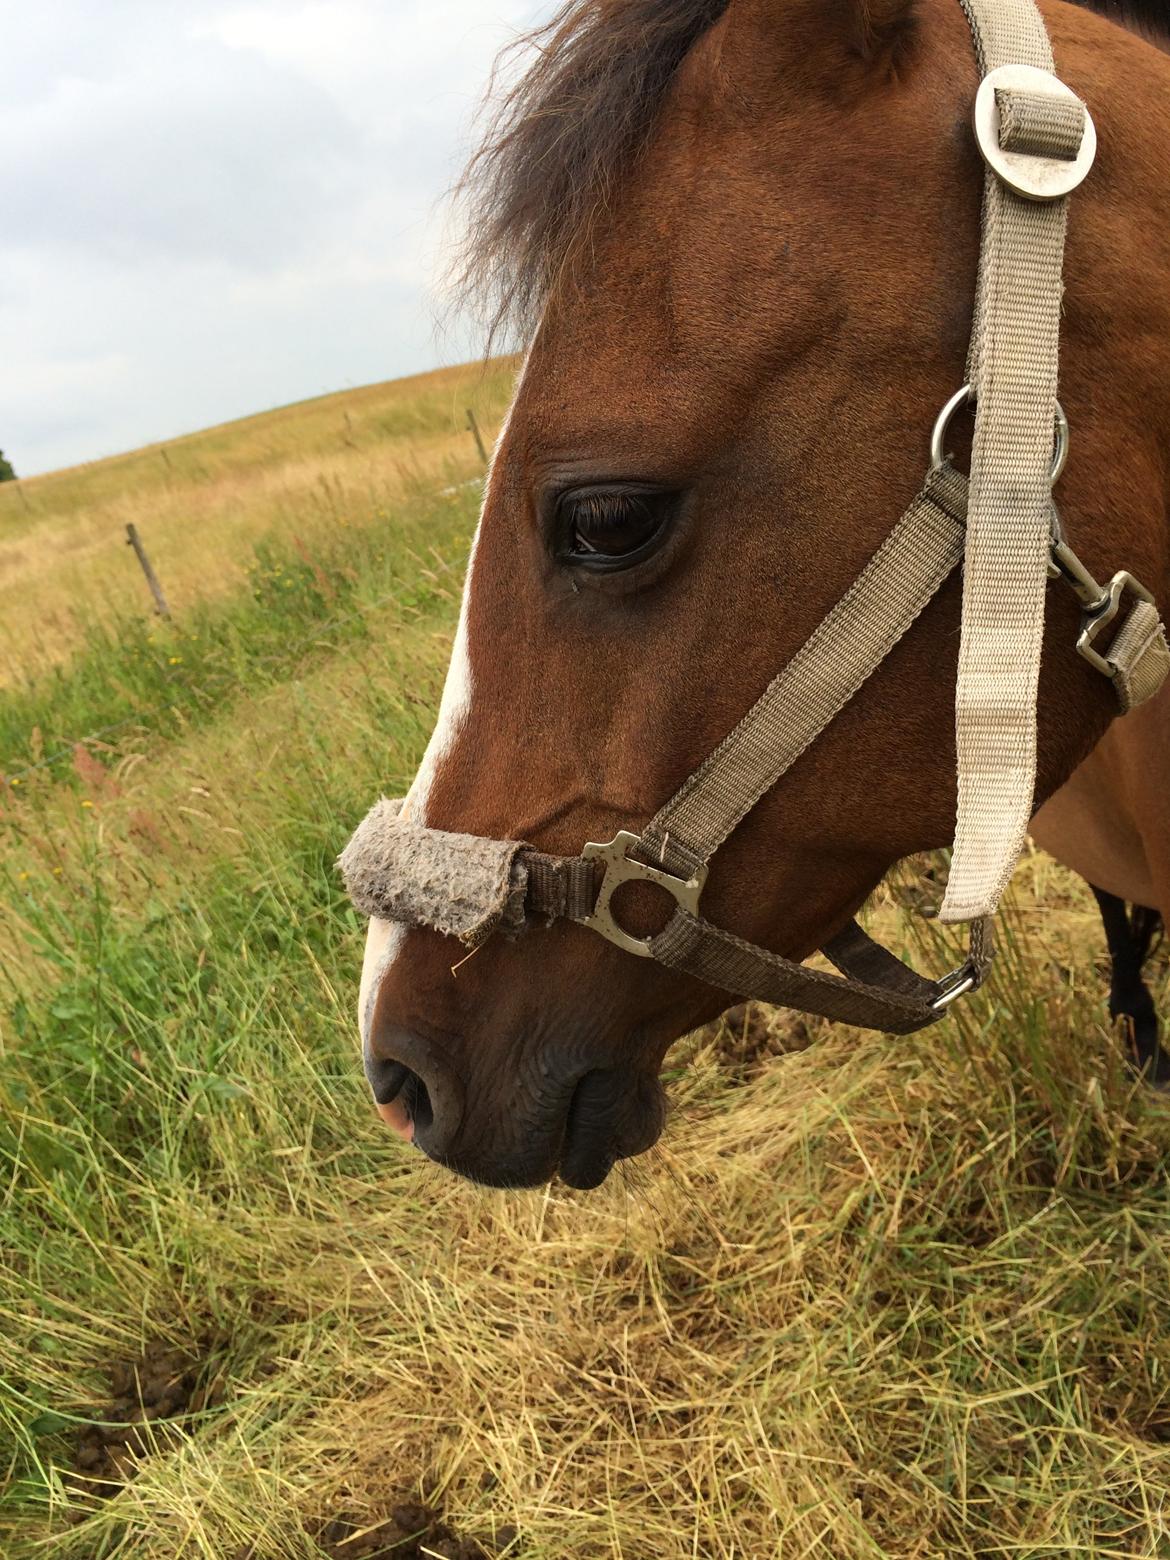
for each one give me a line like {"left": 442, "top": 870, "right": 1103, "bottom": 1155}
{"left": 67, "top": 1341, "right": 517, "bottom": 1558}
{"left": 69, "top": 1343, "right": 220, "bottom": 1507}
{"left": 310, "top": 1502, "right": 510, "bottom": 1560}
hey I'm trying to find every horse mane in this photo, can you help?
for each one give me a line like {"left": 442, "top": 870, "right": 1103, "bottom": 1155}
{"left": 454, "top": 0, "right": 1166, "bottom": 344}
{"left": 1087, "top": 0, "right": 1170, "bottom": 44}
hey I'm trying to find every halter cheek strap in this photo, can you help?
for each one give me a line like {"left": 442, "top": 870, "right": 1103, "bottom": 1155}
{"left": 339, "top": 0, "right": 1169, "bottom": 1036}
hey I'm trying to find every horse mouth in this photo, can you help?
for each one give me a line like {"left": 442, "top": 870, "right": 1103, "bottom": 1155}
{"left": 374, "top": 1055, "right": 666, "bottom": 1191}
{"left": 558, "top": 1069, "right": 665, "bottom": 1191}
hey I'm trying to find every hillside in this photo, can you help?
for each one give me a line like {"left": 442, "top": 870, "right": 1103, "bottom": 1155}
{"left": 0, "top": 361, "right": 517, "bottom": 687}
{"left": 1, "top": 361, "right": 1169, "bottom": 1559}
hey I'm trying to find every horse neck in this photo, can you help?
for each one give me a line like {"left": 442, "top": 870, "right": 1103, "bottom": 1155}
{"left": 1059, "top": 3, "right": 1170, "bottom": 598}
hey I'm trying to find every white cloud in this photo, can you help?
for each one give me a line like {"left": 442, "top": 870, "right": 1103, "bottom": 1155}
{"left": 0, "top": 0, "right": 547, "bottom": 474}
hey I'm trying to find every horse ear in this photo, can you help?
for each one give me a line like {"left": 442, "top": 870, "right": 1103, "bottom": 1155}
{"left": 719, "top": 0, "right": 920, "bottom": 95}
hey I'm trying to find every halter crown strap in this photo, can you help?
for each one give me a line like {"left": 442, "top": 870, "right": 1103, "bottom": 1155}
{"left": 942, "top": 0, "right": 1088, "bottom": 922}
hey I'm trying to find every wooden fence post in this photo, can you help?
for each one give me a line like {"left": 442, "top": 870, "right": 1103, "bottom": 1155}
{"left": 125, "top": 524, "right": 171, "bottom": 619}
{"left": 466, "top": 409, "right": 489, "bottom": 468}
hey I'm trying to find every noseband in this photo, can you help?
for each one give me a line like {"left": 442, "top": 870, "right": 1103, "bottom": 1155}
{"left": 341, "top": 0, "right": 1170, "bottom": 1037}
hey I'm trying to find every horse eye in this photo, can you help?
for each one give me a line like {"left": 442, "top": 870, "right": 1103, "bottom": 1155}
{"left": 556, "top": 488, "right": 673, "bottom": 572}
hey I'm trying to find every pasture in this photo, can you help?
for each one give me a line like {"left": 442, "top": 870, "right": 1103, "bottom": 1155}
{"left": 2, "top": 362, "right": 1170, "bottom": 1558}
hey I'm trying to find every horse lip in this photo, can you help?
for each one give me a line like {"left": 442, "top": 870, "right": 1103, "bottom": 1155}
{"left": 559, "top": 1129, "right": 615, "bottom": 1191}
{"left": 558, "top": 1068, "right": 663, "bottom": 1190}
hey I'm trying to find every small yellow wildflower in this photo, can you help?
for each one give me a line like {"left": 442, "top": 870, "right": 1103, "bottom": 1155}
{"left": 18, "top": 871, "right": 29, "bottom": 882}
{"left": 169, "top": 655, "right": 182, "bottom": 665}
{"left": 81, "top": 800, "right": 94, "bottom": 810}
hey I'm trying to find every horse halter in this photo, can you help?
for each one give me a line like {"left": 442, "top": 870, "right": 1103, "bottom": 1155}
{"left": 341, "top": 0, "right": 1170, "bottom": 1038}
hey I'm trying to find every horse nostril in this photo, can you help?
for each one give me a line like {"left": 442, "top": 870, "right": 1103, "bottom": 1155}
{"left": 371, "top": 1061, "right": 434, "bottom": 1137}
{"left": 366, "top": 1056, "right": 434, "bottom": 1129}
{"left": 363, "top": 1021, "right": 465, "bottom": 1158}
{"left": 404, "top": 1071, "right": 434, "bottom": 1135}
{"left": 367, "top": 1056, "right": 411, "bottom": 1107}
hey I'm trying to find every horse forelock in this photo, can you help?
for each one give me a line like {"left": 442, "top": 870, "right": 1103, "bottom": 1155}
{"left": 453, "top": 0, "right": 1167, "bottom": 351}
{"left": 453, "top": 0, "right": 732, "bottom": 347}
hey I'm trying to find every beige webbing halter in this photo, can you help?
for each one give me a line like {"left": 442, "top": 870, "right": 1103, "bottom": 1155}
{"left": 340, "top": 0, "right": 1170, "bottom": 1037}
{"left": 945, "top": 0, "right": 1098, "bottom": 925}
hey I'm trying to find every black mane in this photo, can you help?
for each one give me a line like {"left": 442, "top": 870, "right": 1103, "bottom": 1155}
{"left": 1087, "top": 0, "right": 1169, "bottom": 37}
{"left": 455, "top": 0, "right": 730, "bottom": 343}
{"left": 455, "top": 0, "right": 1166, "bottom": 344}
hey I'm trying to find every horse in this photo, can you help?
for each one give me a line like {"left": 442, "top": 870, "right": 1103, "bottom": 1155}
{"left": 352, "top": 0, "right": 1170, "bottom": 1190}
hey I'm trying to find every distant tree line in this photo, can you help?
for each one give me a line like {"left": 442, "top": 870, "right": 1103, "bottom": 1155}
{"left": 0, "top": 450, "right": 15, "bottom": 482}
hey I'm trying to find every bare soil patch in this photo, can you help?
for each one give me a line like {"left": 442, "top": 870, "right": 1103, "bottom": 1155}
{"left": 67, "top": 1339, "right": 223, "bottom": 1511}
{"left": 311, "top": 1500, "right": 514, "bottom": 1560}
{"left": 702, "top": 1002, "right": 818, "bottom": 1076}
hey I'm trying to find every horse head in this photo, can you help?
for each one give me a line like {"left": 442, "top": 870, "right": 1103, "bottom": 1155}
{"left": 354, "top": 0, "right": 1170, "bottom": 1188}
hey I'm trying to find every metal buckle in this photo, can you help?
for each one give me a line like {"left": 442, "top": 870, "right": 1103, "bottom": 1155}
{"left": 1048, "top": 537, "right": 1157, "bottom": 677}
{"left": 931, "top": 960, "right": 981, "bottom": 1012}
{"left": 1077, "top": 571, "right": 1157, "bottom": 677}
{"left": 578, "top": 831, "right": 708, "bottom": 959}
{"left": 974, "top": 64, "right": 1097, "bottom": 202}
{"left": 931, "top": 383, "right": 1069, "bottom": 486}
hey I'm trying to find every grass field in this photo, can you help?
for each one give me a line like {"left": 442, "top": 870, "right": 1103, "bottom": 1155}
{"left": 2, "top": 364, "right": 1170, "bottom": 1559}
{"left": 0, "top": 362, "right": 516, "bottom": 688}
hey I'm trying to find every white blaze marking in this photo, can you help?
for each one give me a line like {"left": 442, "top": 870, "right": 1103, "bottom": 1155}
{"left": 357, "top": 368, "right": 528, "bottom": 1047}
{"left": 403, "top": 526, "right": 480, "bottom": 830}
{"left": 359, "top": 918, "right": 405, "bottom": 1048}
{"left": 357, "top": 528, "right": 479, "bottom": 1047}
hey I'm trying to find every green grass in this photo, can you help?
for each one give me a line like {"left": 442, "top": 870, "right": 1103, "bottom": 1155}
{"left": 2, "top": 374, "right": 1170, "bottom": 1559}
{"left": 0, "top": 359, "right": 516, "bottom": 687}
{"left": 0, "top": 484, "right": 473, "bottom": 791}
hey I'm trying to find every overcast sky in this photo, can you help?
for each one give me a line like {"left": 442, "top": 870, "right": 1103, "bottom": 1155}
{"left": 1, "top": 0, "right": 550, "bottom": 475}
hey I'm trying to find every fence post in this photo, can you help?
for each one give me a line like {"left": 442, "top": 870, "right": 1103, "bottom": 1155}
{"left": 466, "top": 409, "right": 489, "bottom": 468}
{"left": 125, "top": 523, "right": 171, "bottom": 619}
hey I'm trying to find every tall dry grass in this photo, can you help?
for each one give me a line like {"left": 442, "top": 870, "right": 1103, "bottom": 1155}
{"left": 1, "top": 366, "right": 1169, "bottom": 1558}
{"left": 0, "top": 361, "right": 516, "bottom": 686}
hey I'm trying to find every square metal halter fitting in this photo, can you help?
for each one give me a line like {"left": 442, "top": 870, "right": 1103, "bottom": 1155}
{"left": 930, "top": 959, "right": 982, "bottom": 1012}
{"left": 578, "top": 831, "right": 708, "bottom": 959}
{"left": 975, "top": 64, "right": 1096, "bottom": 201}
{"left": 1078, "top": 572, "right": 1159, "bottom": 677}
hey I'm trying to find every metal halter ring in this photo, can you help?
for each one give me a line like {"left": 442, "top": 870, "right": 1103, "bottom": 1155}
{"left": 930, "top": 383, "right": 1069, "bottom": 486}
{"left": 578, "top": 831, "right": 708, "bottom": 960}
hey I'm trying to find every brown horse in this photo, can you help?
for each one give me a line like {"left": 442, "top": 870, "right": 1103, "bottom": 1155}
{"left": 356, "top": 0, "right": 1170, "bottom": 1190}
